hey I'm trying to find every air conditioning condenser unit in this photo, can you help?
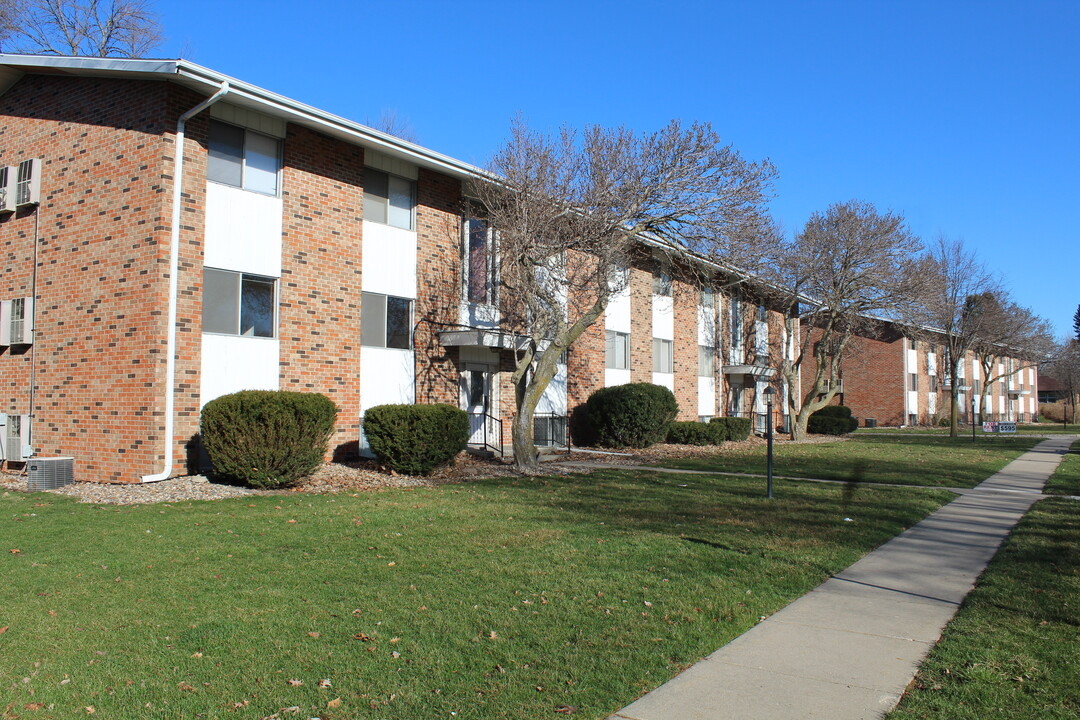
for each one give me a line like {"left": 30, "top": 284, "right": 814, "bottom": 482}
{"left": 27, "top": 457, "right": 75, "bottom": 491}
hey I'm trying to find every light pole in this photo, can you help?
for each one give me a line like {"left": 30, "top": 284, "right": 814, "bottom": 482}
{"left": 763, "top": 386, "right": 775, "bottom": 500}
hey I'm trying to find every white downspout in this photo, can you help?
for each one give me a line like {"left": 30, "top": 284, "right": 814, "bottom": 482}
{"left": 142, "top": 81, "right": 230, "bottom": 482}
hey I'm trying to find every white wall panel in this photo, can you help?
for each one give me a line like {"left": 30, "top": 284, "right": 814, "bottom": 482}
{"left": 360, "top": 348, "right": 414, "bottom": 412}
{"left": 698, "top": 376, "right": 716, "bottom": 417}
{"left": 538, "top": 363, "right": 568, "bottom": 415}
{"left": 605, "top": 368, "right": 631, "bottom": 387}
{"left": 606, "top": 285, "right": 631, "bottom": 333}
{"left": 652, "top": 372, "right": 674, "bottom": 392}
{"left": 200, "top": 335, "right": 280, "bottom": 407}
{"left": 652, "top": 295, "right": 674, "bottom": 340}
{"left": 204, "top": 183, "right": 283, "bottom": 277}
{"left": 362, "top": 221, "right": 417, "bottom": 298}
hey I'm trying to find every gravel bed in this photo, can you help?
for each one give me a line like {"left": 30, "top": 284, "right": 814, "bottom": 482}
{"left": 0, "top": 434, "right": 845, "bottom": 505}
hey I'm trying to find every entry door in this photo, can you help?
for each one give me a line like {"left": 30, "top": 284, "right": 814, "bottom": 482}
{"left": 461, "top": 363, "right": 496, "bottom": 445}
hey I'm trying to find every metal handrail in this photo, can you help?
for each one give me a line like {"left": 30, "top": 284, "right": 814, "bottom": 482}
{"left": 467, "top": 411, "right": 504, "bottom": 458}
{"left": 533, "top": 412, "right": 569, "bottom": 449}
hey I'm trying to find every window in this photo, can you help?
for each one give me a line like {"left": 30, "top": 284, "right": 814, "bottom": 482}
{"left": 756, "top": 304, "right": 768, "bottom": 322}
{"left": 653, "top": 338, "right": 673, "bottom": 373}
{"left": 700, "top": 286, "right": 715, "bottom": 310}
{"left": 652, "top": 271, "right": 672, "bottom": 297}
{"left": 208, "top": 120, "right": 280, "bottom": 195}
{"left": 730, "top": 297, "right": 743, "bottom": 348}
{"left": 907, "top": 413, "right": 918, "bottom": 426}
{"left": 365, "top": 168, "right": 415, "bottom": 230}
{"left": 929, "top": 375, "right": 938, "bottom": 392}
{"left": 973, "top": 379, "right": 982, "bottom": 394}
{"left": 908, "top": 373, "right": 918, "bottom": 392}
{"left": 202, "top": 268, "right": 276, "bottom": 337}
{"left": 908, "top": 337, "right": 917, "bottom": 350}
{"left": 605, "top": 330, "right": 629, "bottom": 370}
{"left": 361, "top": 292, "right": 413, "bottom": 349}
{"left": 698, "top": 345, "right": 715, "bottom": 377}
{"left": 465, "top": 218, "right": 495, "bottom": 304}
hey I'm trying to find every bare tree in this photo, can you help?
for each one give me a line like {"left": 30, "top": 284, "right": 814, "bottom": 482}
{"left": 469, "top": 118, "right": 777, "bottom": 472}
{"left": 917, "top": 236, "right": 1002, "bottom": 437}
{"left": 365, "top": 108, "right": 419, "bottom": 144}
{"left": 1045, "top": 340, "right": 1080, "bottom": 424}
{"left": 969, "top": 295, "right": 1055, "bottom": 419}
{"left": 770, "top": 200, "right": 926, "bottom": 440}
{"left": 1, "top": 0, "right": 162, "bottom": 57}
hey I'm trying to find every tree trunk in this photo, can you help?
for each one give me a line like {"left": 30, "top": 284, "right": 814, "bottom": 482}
{"left": 510, "top": 347, "right": 562, "bottom": 474}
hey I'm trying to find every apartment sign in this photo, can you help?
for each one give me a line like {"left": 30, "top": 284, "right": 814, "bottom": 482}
{"left": 982, "top": 421, "right": 1017, "bottom": 434}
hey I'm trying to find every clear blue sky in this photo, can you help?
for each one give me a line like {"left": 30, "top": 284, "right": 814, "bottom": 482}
{"left": 155, "top": 0, "right": 1079, "bottom": 338}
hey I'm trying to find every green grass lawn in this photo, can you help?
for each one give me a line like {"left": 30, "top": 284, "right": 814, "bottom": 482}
{"left": 886, "top": 497, "right": 1080, "bottom": 719}
{"left": 658, "top": 434, "right": 1040, "bottom": 488}
{"left": 1043, "top": 439, "right": 1080, "bottom": 496}
{"left": 0, "top": 472, "right": 952, "bottom": 720}
{"left": 859, "top": 424, "right": 1080, "bottom": 435}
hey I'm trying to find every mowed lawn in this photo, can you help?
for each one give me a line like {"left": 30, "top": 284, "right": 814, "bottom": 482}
{"left": 1, "top": 472, "right": 952, "bottom": 720}
{"left": 886, "top": 497, "right": 1080, "bottom": 719}
{"left": 659, "top": 434, "right": 1040, "bottom": 487}
{"left": 1043, "top": 439, "right": 1080, "bottom": 496}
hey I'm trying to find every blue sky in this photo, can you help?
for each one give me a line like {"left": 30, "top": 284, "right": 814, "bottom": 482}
{"left": 155, "top": 0, "right": 1078, "bottom": 337}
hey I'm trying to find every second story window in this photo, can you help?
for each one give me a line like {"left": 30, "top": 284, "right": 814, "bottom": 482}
{"left": 365, "top": 169, "right": 415, "bottom": 230}
{"left": 208, "top": 120, "right": 281, "bottom": 196}
{"left": 605, "top": 331, "right": 629, "bottom": 370}
{"left": 653, "top": 338, "right": 673, "bottom": 373}
{"left": 652, "top": 271, "right": 672, "bottom": 297}
{"left": 466, "top": 218, "right": 495, "bottom": 304}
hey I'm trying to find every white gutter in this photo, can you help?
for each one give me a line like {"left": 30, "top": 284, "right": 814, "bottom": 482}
{"left": 141, "top": 81, "right": 230, "bottom": 482}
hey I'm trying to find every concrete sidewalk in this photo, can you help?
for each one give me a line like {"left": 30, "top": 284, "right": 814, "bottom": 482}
{"left": 607, "top": 435, "right": 1076, "bottom": 720}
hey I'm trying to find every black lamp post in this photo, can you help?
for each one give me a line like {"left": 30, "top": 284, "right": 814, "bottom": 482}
{"left": 763, "top": 386, "right": 775, "bottom": 499}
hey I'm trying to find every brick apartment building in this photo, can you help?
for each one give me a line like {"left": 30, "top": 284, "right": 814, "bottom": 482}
{"left": 800, "top": 320, "right": 1039, "bottom": 428}
{"left": 0, "top": 54, "right": 790, "bottom": 483}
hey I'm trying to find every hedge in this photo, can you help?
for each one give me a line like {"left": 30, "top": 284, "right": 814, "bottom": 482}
{"left": 585, "top": 383, "right": 678, "bottom": 448}
{"left": 807, "top": 405, "right": 858, "bottom": 435}
{"left": 710, "top": 416, "right": 752, "bottom": 442}
{"left": 201, "top": 390, "right": 338, "bottom": 488}
{"left": 363, "top": 403, "right": 469, "bottom": 476}
{"left": 667, "top": 421, "right": 722, "bottom": 446}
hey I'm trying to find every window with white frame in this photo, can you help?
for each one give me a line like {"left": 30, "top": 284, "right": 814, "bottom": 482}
{"left": 929, "top": 375, "right": 938, "bottom": 393}
{"left": 364, "top": 169, "right": 415, "bottom": 230}
{"left": 361, "top": 292, "right": 413, "bottom": 349}
{"left": 908, "top": 373, "right": 918, "bottom": 392}
{"left": 698, "top": 345, "right": 715, "bottom": 377}
{"left": 700, "top": 286, "right": 715, "bottom": 310}
{"left": 653, "top": 338, "right": 673, "bottom": 373}
{"left": 202, "top": 268, "right": 276, "bottom": 337}
{"left": 207, "top": 120, "right": 281, "bottom": 196}
{"left": 605, "top": 330, "right": 629, "bottom": 370}
{"left": 652, "top": 270, "right": 672, "bottom": 297}
{"left": 465, "top": 218, "right": 495, "bottom": 305}
{"left": 756, "top": 303, "right": 768, "bottom": 322}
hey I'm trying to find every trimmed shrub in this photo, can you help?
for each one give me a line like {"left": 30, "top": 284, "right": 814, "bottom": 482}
{"left": 807, "top": 405, "right": 858, "bottom": 435}
{"left": 363, "top": 403, "right": 469, "bottom": 476}
{"left": 586, "top": 383, "right": 678, "bottom": 448}
{"left": 667, "top": 421, "right": 722, "bottom": 446}
{"left": 710, "top": 416, "right": 753, "bottom": 442}
{"left": 201, "top": 390, "right": 338, "bottom": 488}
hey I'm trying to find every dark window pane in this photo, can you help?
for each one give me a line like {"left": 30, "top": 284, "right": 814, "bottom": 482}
{"left": 203, "top": 268, "right": 239, "bottom": 334}
{"left": 364, "top": 169, "right": 388, "bottom": 224}
{"left": 388, "top": 175, "right": 414, "bottom": 229}
{"left": 385, "top": 296, "right": 412, "bottom": 349}
{"left": 240, "top": 277, "right": 275, "bottom": 337}
{"left": 468, "top": 219, "right": 488, "bottom": 303}
{"left": 207, "top": 121, "right": 244, "bottom": 187}
{"left": 361, "top": 292, "right": 386, "bottom": 347}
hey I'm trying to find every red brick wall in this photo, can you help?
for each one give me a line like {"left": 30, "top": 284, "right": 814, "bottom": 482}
{"left": 672, "top": 277, "right": 697, "bottom": 420}
{"left": 278, "top": 124, "right": 366, "bottom": 459}
{"left": 0, "top": 75, "right": 179, "bottom": 481}
{"left": 629, "top": 267, "right": 652, "bottom": 383}
{"left": 801, "top": 324, "right": 907, "bottom": 427}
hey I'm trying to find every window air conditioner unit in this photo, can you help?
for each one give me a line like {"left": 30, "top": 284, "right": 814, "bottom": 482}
{"left": 28, "top": 457, "right": 74, "bottom": 491}
{"left": 8, "top": 296, "right": 33, "bottom": 345}
{"left": 0, "top": 166, "right": 15, "bottom": 213}
{"left": 15, "top": 158, "right": 41, "bottom": 207}
{"left": 4, "top": 413, "right": 31, "bottom": 461}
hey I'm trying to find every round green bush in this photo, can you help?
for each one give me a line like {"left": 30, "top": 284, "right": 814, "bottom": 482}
{"left": 363, "top": 403, "right": 469, "bottom": 476}
{"left": 807, "top": 405, "right": 858, "bottom": 435}
{"left": 667, "top": 421, "right": 722, "bottom": 445}
{"left": 585, "top": 383, "right": 678, "bottom": 448}
{"left": 201, "top": 390, "right": 338, "bottom": 488}
{"left": 709, "top": 416, "right": 753, "bottom": 442}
